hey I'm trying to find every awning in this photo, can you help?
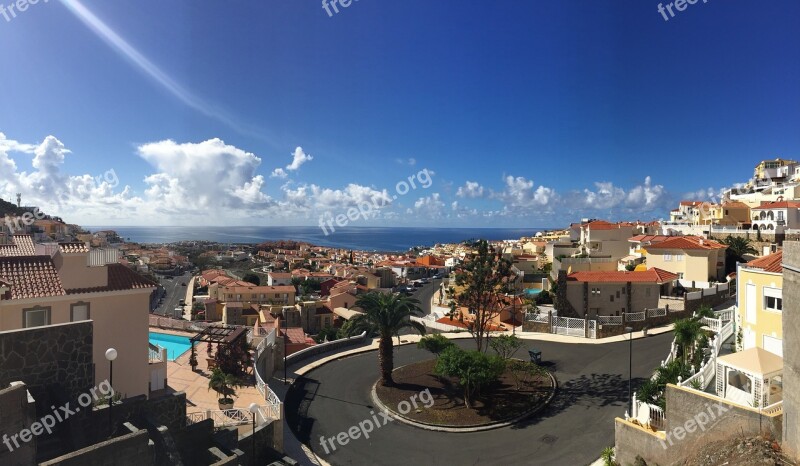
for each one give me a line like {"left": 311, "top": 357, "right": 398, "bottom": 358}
{"left": 717, "top": 347, "right": 783, "bottom": 377}
{"left": 333, "top": 307, "right": 363, "bottom": 320}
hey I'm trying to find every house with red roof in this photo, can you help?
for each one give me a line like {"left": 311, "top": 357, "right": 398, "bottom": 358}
{"left": 643, "top": 236, "right": 728, "bottom": 283}
{"left": 558, "top": 268, "right": 678, "bottom": 318}
{"left": 751, "top": 200, "right": 800, "bottom": 232}
{"left": 736, "top": 250, "right": 784, "bottom": 357}
{"left": 0, "top": 235, "right": 157, "bottom": 398}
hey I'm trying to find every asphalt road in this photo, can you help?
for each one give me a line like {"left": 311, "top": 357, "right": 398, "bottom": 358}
{"left": 153, "top": 271, "right": 192, "bottom": 318}
{"left": 285, "top": 332, "right": 673, "bottom": 466}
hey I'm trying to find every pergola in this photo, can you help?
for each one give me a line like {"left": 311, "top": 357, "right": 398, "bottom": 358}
{"left": 188, "top": 326, "right": 248, "bottom": 368}
{"left": 715, "top": 347, "right": 783, "bottom": 408}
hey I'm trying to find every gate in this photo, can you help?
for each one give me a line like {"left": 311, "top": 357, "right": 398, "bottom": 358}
{"left": 552, "top": 316, "right": 585, "bottom": 337}
{"left": 588, "top": 319, "right": 596, "bottom": 339}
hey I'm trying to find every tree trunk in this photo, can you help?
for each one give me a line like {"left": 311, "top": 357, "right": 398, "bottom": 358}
{"left": 379, "top": 335, "right": 394, "bottom": 386}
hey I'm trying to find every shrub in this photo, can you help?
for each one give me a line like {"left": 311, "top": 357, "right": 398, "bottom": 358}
{"left": 417, "top": 334, "right": 455, "bottom": 355}
{"left": 435, "top": 347, "right": 505, "bottom": 408}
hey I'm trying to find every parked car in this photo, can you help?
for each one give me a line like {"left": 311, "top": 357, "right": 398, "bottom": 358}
{"left": 179, "top": 299, "right": 185, "bottom": 306}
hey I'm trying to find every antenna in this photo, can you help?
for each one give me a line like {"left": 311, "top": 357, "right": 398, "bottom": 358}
{"left": 16, "top": 193, "right": 21, "bottom": 208}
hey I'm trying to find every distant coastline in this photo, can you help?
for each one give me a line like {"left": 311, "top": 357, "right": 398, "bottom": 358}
{"left": 83, "top": 226, "right": 553, "bottom": 252}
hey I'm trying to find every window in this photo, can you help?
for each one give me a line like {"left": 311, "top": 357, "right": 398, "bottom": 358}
{"left": 621, "top": 288, "right": 625, "bottom": 295}
{"left": 664, "top": 253, "right": 672, "bottom": 262}
{"left": 71, "top": 302, "right": 90, "bottom": 321}
{"left": 616, "top": 291, "right": 620, "bottom": 299}
{"left": 610, "top": 295, "right": 614, "bottom": 303}
{"left": 764, "top": 287, "right": 783, "bottom": 312}
{"left": 678, "top": 272, "right": 684, "bottom": 279}
{"left": 24, "top": 306, "right": 50, "bottom": 328}
{"left": 591, "top": 287, "right": 600, "bottom": 295}
{"left": 676, "top": 254, "right": 684, "bottom": 262}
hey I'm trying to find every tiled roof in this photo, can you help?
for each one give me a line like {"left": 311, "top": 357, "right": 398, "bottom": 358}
{"left": 0, "top": 235, "right": 36, "bottom": 257}
{"left": 644, "top": 236, "right": 726, "bottom": 251}
{"left": 629, "top": 235, "right": 672, "bottom": 244}
{"left": 222, "top": 285, "right": 296, "bottom": 293}
{"left": 752, "top": 201, "right": 800, "bottom": 210}
{"left": 680, "top": 201, "right": 703, "bottom": 207}
{"left": 58, "top": 242, "right": 89, "bottom": 254}
{"left": 66, "top": 264, "right": 157, "bottom": 294}
{"left": 281, "top": 327, "right": 308, "bottom": 345}
{"left": 567, "top": 268, "right": 679, "bottom": 284}
{"left": 0, "top": 256, "right": 66, "bottom": 299}
{"left": 723, "top": 201, "right": 750, "bottom": 209}
{"left": 745, "top": 251, "right": 783, "bottom": 274}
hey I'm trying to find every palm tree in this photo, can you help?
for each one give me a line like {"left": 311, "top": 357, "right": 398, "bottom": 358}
{"left": 208, "top": 368, "right": 243, "bottom": 407}
{"left": 722, "top": 235, "right": 758, "bottom": 263}
{"left": 345, "top": 292, "right": 426, "bottom": 386}
{"left": 673, "top": 318, "right": 703, "bottom": 364}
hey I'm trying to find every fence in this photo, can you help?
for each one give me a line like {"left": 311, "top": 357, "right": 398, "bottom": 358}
{"left": 597, "top": 315, "right": 623, "bottom": 326}
{"left": 552, "top": 316, "right": 585, "bottom": 337}
{"left": 284, "top": 331, "right": 369, "bottom": 366}
{"left": 630, "top": 396, "right": 666, "bottom": 431}
{"left": 525, "top": 312, "right": 549, "bottom": 323}
{"left": 187, "top": 403, "right": 279, "bottom": 428}
{"left": 647, "top": 308, "right": 667, "bottom": 318}
{"left": 626, "top": 311, "right": 646, "bottom": 322}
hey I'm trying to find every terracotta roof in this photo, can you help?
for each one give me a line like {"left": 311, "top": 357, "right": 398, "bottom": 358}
{"left": 722, "top": 201, "right": 750, "bottom": 209}
{"left": 0, "top": 256, "right": 66, "bottom": 299}
{"left": 752, "top": 201, "right": 800, "bottom": 210}
{"left": 680, "top": 201, "right": 703, "bottom": 207}
{"left": 58, "top": 242, "right": 89, "bottom": 254}
{"left": 567, "top": 268, "right": 679, "bottom": 284}
{"left": 745, "top": 251, "right": 783, "bottom": 274}
{"left": 629, "top": 235, "right": 672, "bottom": 244}
{"left": 644, "top": 236, "right": 727, "bottom": 251}
{"left": 280, "top": 327, "right": 308, "bottom": 345}
{"left": 66, "top": 264, "right": 157, "bottom": 294}
{"left": 222, "top": 285, "right": 296, "bottom": 293}
{"left": 0, "top": 235, "right": 36, "bottom": 257}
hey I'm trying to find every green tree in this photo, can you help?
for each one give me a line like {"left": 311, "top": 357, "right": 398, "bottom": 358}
{"left": 489, "top": 334, "right": 523, "bottom": 360}
{"left": 417, "top": 334, "right": 455, "bottom": 356}
{"left": 507, "top": 359, "right": 546, "bottom": 391}
{"left": 345, "top": 292, "right": 426, "bottom": 386}
{"left": 242, "top": 273, "right": 261, "bottom": 285}
{"left": 435, "top": 346, "right": 505, "bottom": 408}
{"left": 455, "top": 240, "right": 515, "bottom": 352}
{"left": 673, "top": 318, "right": 703, "bottom": 365}
{"left": 722, "top": 235, "right": 758, "bottom": 263}
{"left": 207, "top": 368, "right": 243, "bottom": 404}
{"left": 315, "top": 326, "right": 339, "bottom": 344}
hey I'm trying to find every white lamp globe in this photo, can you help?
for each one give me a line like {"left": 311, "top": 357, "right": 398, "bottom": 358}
{"left": 105, "top": 348, "right": 118, "bottom": 361}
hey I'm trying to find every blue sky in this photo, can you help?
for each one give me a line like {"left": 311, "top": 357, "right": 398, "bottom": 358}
{"left": 0, "top": 0, "right": 798, "bottom": 228}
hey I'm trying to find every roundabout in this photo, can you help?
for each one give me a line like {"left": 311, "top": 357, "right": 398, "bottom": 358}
{"left": 285, "top": 333, "right": 673, "bottom": 466}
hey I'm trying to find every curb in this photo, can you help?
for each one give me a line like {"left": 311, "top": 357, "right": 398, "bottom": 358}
{"left": 369, "top": 368, "right": 558, "bottom": 433}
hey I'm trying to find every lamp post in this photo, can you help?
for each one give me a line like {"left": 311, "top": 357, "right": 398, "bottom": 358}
{"left": 282, "top": 318, "right": 288, "bottom": 385}
{"left": 625, "top": 327, "right": 633, "bottom": 416}
{"left": 248, "top": 402, "right": 259, "bottom": 466}
{"left": 104, "top": 348, "right": 117, "bottom": 436}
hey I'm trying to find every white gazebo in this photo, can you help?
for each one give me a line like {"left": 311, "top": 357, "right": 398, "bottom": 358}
{"left": 715, "top": 347, "right": 783, "bottom": 408}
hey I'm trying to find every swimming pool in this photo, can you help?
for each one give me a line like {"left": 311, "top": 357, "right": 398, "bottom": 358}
{"left": 149, "top": 332, "right": 192, "bottom": 361}
{"left": 524, "top": 288, "right": 543, "bottom": 296}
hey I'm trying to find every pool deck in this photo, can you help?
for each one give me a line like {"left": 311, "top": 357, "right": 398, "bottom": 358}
{"left": 154, "top": 328, "right": 264, "bottom": 416}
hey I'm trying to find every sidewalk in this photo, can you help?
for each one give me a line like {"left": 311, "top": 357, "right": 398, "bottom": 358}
{"left": 182, "top": 275, "right": 196, "bottom": 321}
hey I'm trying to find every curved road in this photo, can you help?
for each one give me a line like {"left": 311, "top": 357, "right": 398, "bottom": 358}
{"left": 286, "top": 333, "right": 673, "bottom": 465}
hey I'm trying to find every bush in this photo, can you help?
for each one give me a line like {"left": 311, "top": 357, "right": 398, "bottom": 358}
{"left": 489, "top": 335, "right": 523, "bottom": 360}
{"left": 435, "top": 347, "right": 505, "bottom": 408}
{"left": 417, "top": 334, "right": 455, "bottom": 355}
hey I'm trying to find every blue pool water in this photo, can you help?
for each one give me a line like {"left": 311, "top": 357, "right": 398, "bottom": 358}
{"left": 149, "top": 332, "right": 192, "bottom": 361}
{"left": 524, "top": 288, "right": 543, "bottom": 296}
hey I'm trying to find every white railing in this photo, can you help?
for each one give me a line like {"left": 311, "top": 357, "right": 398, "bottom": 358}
{"left": 284, "top": 331, "right": 369, "bottom": 365}
{"left": 148, "top": 343, "right": 165, "bottom": 363}
{"left": 630, "top": 395, "right": 666, "bottom": 431}
{"left": 187, "top": 407, "right": 275, "bottom": 428}
{"left": 714, "top": 309, "right": 734, "bottom": 322}
{"left": 552, "top": 316, "right": 585, "bottom": 337}
{"left": 647, "top": 308, "right": 667, "bottom": 318}
{"left": 598, "top": 315, "right": 623, "bottom": 326}
{"left": 700, "top": 316, "right": 723, "bottom": 334}
{"left": 625, "top": 311, "right": 646, "bottom": 322}
{"left": 263, "top": 384, "right": 282, "bottom": 421}
{"left": 760, "top": 401, "right": 783, "bottom": 416}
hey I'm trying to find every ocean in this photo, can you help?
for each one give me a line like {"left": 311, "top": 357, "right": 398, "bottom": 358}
{"left": 84, "top": 226, "right": 550, "bottom": 252}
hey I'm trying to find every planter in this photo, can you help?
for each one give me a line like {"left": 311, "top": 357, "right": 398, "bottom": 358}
{"left": 218, "top": 398, "right": 234, "bottom": 410}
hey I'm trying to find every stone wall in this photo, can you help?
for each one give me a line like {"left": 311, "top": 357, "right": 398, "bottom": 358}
{"left": 782, "top": 241, "right": 800, "bottom": 459}
{"left": 0, "top": 382, "right": 37, "bottom": 466}
{"left": 0, "top": 321, "right": 94, "bottom": 404}
{"left": 236, "top": 422, "right": 275, "bottom": 465}
{"left": 79, "top": 392, "right": 188, "bottom": 443}
{"left": 41, "top": 424, "right": 154, "bottom": 466}
{"left": 615, "top": 384, "right": 783, "bottom": 465}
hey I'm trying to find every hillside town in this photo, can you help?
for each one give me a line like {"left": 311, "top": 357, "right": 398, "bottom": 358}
{"left": 1, "top": 158, "right": 799, "bottom": 465}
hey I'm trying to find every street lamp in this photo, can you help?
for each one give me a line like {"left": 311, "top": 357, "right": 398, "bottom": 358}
{"left": 105, "top": 348, "right": 117, "bottom": 436}
{"left": 282, "top": 318, "right": 288, "bottom": 385}
{"left": 625, "top": 327, "right": 633, "bottom": 416}
{"left": 248, "top": 402, "right": 259, "bottom": 465}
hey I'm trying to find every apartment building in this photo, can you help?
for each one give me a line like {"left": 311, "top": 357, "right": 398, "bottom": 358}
{"left": 0, "top": 236, "right": 156, "bottom": 398}
{"left": 736, "top": 251, "right": 784, "bottom": 356}
{"left": 644, "top": 236, "right": 727, "bottom": 282}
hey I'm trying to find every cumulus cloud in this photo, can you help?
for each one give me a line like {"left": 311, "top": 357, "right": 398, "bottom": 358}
{"left": 412, "top": 193, "right": 445, "bottom": 218}
{"left": 495, "top": 176, "right": 556, "bottom": 207}
{"left": 286, "top": 146, "right": 313, "bottom": 171}
{"left": 270, "top": 168, "right": 288, "bottom": 179}
{"left": 456, "top": 181, "right": 485, "bottom": 198}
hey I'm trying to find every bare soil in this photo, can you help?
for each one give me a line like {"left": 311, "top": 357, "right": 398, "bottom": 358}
{"left": 375, "top": 359, "right": 554, "bottom": 427}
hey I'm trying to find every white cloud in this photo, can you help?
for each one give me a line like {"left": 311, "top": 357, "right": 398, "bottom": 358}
{"left": 413, "top": 193, "right": 445, "bottom": 218}
{"left": 496, "top": 176, "right": 556, "bottom": 207}
{"left": 270, "top": 168, "right": 288, "bottom": 179}
{"left": 395, "top": 157, "right": 416, "bottom": 166}
{"left": 456, "top": 181, "right": 485, "bottom": 198}
{"left": 286, "top": 146, "right": 313, "bottom": 171}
